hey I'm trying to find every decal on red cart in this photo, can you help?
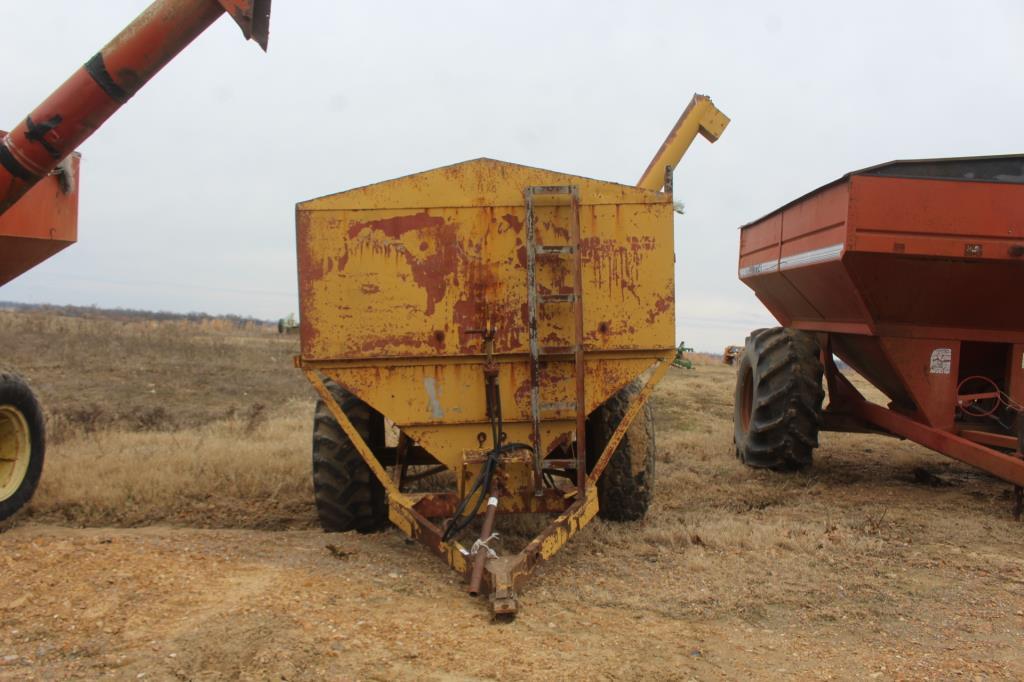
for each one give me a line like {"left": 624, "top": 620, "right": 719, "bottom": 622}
{"left": 929, "top": 348, "right": 952, "bottom": 375}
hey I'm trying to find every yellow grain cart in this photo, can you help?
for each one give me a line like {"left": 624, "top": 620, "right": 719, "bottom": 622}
{"left": 295, "top": 95, "right": 728, "bottom": 617}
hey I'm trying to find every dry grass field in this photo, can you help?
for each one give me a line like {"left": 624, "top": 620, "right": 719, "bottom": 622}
{"left": 0, "top": 308, "right": 1022, "bottom": 680}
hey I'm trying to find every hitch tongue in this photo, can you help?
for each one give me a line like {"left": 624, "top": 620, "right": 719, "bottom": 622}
{"left": 486, "top": 556, "right": 519, "bottom": 621}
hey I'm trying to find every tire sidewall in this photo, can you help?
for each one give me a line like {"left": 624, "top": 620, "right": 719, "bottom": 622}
{"left": 732, "top": 328, "right": 823, "bottom": 471}
{"left": 311, "top": 382, "right": 388, "bottom": 533}
{"left": 0, "top": 375, "right": 45, "bottom": 521}
{"left": 732, "top": 340, "right": 757, "bottom": 461}
{"left": 587, "top": 382, "right": 656, "bottom": 521}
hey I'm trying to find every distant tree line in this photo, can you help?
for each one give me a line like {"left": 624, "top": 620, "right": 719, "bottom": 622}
{"left": 0, "top": 301, "right": 275, "bottom": 329}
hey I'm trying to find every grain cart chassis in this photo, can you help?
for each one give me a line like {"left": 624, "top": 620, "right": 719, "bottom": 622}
{"left": 304, "top": 361, "right": 668, "bottom": 614}
{"left": 296, "top": 95, "right": 729, "bottom": 617}
{"left": 735, "top": 156, "right": 1024, "bottom": 516}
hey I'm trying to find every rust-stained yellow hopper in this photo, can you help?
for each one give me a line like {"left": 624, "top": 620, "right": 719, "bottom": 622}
{"left": 295, "top": 94, "right": 728, "bottom": 617}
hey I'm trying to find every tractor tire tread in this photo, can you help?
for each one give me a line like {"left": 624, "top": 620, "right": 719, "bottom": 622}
{"left": 312, "top": 380, "right": 388, "bottom": 534}
{"left": 586, "top": 382, "right": 656, "bottom": 522}
{"left": 734, "top": 327, "right": 824, "bottom": 471}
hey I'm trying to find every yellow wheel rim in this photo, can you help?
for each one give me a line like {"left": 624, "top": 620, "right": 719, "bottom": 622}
{"left": 0, "top": 405, "right": 31, "bottom": 501}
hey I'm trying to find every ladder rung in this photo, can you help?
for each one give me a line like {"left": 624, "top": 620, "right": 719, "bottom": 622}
{"left": 524, "top": 182, "right": 584, "bottom": 495}
{"left": 526, "top": 185, "right": 573, "bottom": 196}
{"left": 536, "top": 244, "right": 575, "bottom": 256}
{"left": 541, "top": 401, "right": 577, "bottom": 413}
{"left": 540, "top": 293, "right": 577, "bottom": 304}
{"left": 539, "top": 345, "right": 579, "bottom": 356}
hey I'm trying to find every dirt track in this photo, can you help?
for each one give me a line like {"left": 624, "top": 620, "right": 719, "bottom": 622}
{"left": 5, "top": 449, "right": 1024, "bottom": 680}
{"left": 1, "top": 512, "right": 1022, "bottom": 681}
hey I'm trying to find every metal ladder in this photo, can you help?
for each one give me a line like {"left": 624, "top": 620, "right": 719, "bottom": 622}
{"left": 524, "top": 185, "right": 586, "bottom": 494}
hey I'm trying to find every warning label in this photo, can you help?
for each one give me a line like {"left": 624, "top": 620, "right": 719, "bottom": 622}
{"left": 929, "top": 348, "right": 952, "bottom": 375}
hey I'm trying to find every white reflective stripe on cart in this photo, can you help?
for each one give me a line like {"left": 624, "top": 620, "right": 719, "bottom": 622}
{"left": 779, "top": 243, "right": 844, "bottom": 271}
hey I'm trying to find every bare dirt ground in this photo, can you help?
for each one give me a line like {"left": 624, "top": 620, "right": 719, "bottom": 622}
{"left": 1, "top": 309, "right": 1023, "bottom": 680}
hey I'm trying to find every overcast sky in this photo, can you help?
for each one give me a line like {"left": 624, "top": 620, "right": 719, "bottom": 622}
{"left": 2, "top": 1, "right": 1022, "bottom": 351}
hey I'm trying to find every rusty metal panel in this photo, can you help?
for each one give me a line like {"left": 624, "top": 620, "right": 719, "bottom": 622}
{"left": 322, "top": 357, "right": 657, "bottom": 466}
{"left": 299, "top": 158, "right": 667, "bottom": 211}
{"left": 297, "top": 158, "right": 674, "bottom": 465}
{"left": 297, "top": 160, "right": 674, "bottom": 361}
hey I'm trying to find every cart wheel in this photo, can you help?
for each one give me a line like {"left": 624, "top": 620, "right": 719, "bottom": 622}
{"left": 312, "top": 380, "right": 388, "bottom": 533}
{"left": 733, "top": 327, "right": 823, "bottom": 471}
{"left": 0, "top": 372, "right": 45, "bottom": 521}
{"left": 586, "top": 381, "right": 656, "bottom": 521}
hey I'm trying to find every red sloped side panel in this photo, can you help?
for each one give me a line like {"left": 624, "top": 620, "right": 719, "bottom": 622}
{"left": 0, "top": 155, "right": 79, "bottom": 286}
{"left": 845, "top": 175, "right": 1024, "bottom": 335}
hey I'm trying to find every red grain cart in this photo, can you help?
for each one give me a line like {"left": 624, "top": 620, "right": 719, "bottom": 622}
{"left": 734, "top": 155, "right": 1024, "bottom": 512}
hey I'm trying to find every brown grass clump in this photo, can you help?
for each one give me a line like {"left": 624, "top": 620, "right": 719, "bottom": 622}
{"left": 0, "top": 309, "right": 313, "bottom": 527}
{"left": 682, "top": 351, "right": 722, "bottom": 366}
{"left": 0, "top": 309, "right": 309, "bottom": 440}
{"left": 30, "top": 401, "right": 314, "bottom": 529}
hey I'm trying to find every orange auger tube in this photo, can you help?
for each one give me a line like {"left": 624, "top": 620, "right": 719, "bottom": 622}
{"left": 0, "top": 0, "right": 270, "bottom": 216}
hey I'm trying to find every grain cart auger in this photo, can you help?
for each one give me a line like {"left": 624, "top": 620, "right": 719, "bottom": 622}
{"left": 0, "top": 0, "right": 272, "bottom": 520}
{"left": 733, "top": 155, "right": 1024, "bottom": 516}
{"left": 296, "top": 94, "right": 729, "bottom": 617}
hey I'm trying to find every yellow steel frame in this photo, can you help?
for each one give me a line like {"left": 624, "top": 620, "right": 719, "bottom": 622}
{"left": 303, "top": 358, "right": 670, "bottom": 616}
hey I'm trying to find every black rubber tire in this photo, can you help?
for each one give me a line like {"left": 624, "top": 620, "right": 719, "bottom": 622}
{"left": 733, "top": 327, "right": 824, "bottom": 471}
{"left": 312, "top": 381, "right": 388, "bottom": 533}
{"left": 0, "top": 372, "right": 45, "bottom": 521}
{"left": 586, "top": 382, "right": 656, "bottom": 522}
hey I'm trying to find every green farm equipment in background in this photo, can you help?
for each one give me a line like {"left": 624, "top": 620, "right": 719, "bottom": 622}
{"left": 672, "top": 341, "right": 695, "bottom": 369}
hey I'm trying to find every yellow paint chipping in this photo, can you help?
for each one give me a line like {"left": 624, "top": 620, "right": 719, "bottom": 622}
{"left": 297, "top": 159, "right": 676, "bottom": 464}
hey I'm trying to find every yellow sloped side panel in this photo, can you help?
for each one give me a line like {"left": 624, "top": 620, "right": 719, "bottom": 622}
{"left": 298, "top": 158, "right": 668, "bottom": 211}
{"left": 323, "top": 358, "right": 659, "bottom": 465}
{"left": 298, "top": 157, "right": 677, "bottom": 464}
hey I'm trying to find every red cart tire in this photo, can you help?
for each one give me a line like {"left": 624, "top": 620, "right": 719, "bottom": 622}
{"left": 733, "top": 328, "right": 823, "bottom": 471}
